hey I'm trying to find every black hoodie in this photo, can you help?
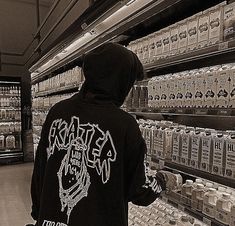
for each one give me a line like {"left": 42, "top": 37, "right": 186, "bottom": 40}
{"left": 31, "top": 43, "right": 166, "bottom": 226}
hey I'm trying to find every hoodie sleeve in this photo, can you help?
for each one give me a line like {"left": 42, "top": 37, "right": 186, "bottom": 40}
{"left": 31, "top": 110, "right": 51, "bottom": 220}
{"left": 125, "top": 118, "right": 166, "bottom": 206}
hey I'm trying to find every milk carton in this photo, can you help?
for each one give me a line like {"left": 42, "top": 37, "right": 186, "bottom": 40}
{"left": 224, "top": 2, "right": 235, "bottom": 41}
{"left": 190, "top": 129, "right": 203, "bottom": 169}
{"left": 168, "top": 75, "right": 176, "bottom": 108}
{"left": 172, "top": 127, "right": 183, "bottom": 163}
{"left": 200, "top": 130, "right": 215, "bottom": 173}
{"left": 178, "top": 19, "right": 188, "bottom": 54}
{"left": 180, "top": 127, "right": 194, "bottom": 166}
{"left": 229, "top": 64, "right": 235, "bottom": 107}
{"left": 147, "top": 78, "right": 155, "bottom": 108}
{"left": 215, "top": 193, "right": 232, "bottom": 225}
{"left": 225, "top": 132, "right": 235, "bottom": 179}
{"left": 142, "top": 37, "right": 150, "bottom": 64}
{"left": 153, "top": 76, "right": 161, "bottom": 108}
{"left": 148, "top": 34, "right": 156, "bottom": 63}
{"left": 170, "top": 23, "right": 179, "bottom": 56}
{"left": 203, "top": 188, "right": 218, "bottom": 218}
{"left": 184, "top": 70, "right": 196, "bottom": 108}
{"left": 216, "top": 64, "right": 230, "bottom": 108}
{"left": 164, "top": 127, "right": 174, "bottom": 159}
{"left": 162, "top": 28, "right": 171, "bottom": 58}
{"left": 176, "top": 71, "right": 187, "bottom": 108}
{"left": 212, "top": 132, "right": 226, "bottom": 176}
{"left": 198, "top": 10, "right": 210, "bottom": 48}
{"left": 194, "top": 68, "right": 207, "bottom": 107}
{"left": 160, "top": 76, "right": 169, "bottom": 108}
{"left": 154, "top": 31, "right": 163, "bottom": 60}
{"left": 151, "top": 124, "right": 159, "bottom": 157}
{"left": 204, "top": 66, "right": 219, "bottom": 108}
{"left": 155, "top": 126, "right": 165, "bottom": 158}
{"left": 209, "top": 2, "right": 226, "bottom": 45}
{"left": 188, "top": 13, "right": 201, "bottom": 51}
{"left": 231, "top": 204, "right": 235, "bottom": 226}
{"left": 145, "top": 123, "right": 153, "bottom": 155}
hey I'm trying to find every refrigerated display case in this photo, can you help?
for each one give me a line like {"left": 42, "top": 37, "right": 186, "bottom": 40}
{"left": 29, "top": 0, "right": 235, "bottom": 225}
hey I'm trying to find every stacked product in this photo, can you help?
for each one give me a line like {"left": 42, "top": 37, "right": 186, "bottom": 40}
{"left": 138, "top": 119, "right": 235, "bottom": 180}
{"left": 32, "top": 93, "right": 75, "bottom": 111}
{"left": 32, "top": 66, "right": 83, "bottom": 95}
{"left": 125, "top": 84, "right": 148, "bottom": 109}
{"left": 129, "top": 199, "right": 207, "bottom": 226}
{"left": 127, "top": 2, "right": 229, "bottom": 64}
{"left": 148, "top": 63, "right": 235, "bottom": 109}
{"left": 179, "top": 178, "right": 235, "bottom": 225}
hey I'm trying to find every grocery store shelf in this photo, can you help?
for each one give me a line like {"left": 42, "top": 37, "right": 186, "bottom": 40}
{"left": 144, "top": 40, "right": 235, "bottom": 75}
{"left": 162, "top": 195, "right": 226, "bottom": 226}
{"left": 0, "top": 151, "right": 23, "bottom": 164}
{"left": 0, "top": 94, "right": 21, "bottom": 98}
{"left": 128, "top": 107, "right": 235, "bottom": 118}
{"left": 0, "top": 132, "right": 21, "bottom": 136}
{"left": 0, "top": 107, "right": 21, "bottom": 110}
{"left": 0, "top": 149, "right": 22, "bottom": 154}
{"left": 163, "top": 161, "right": 235, "bottom": 188}
{"left": 0, "top": 119, "right": 21, "bottom": 123}
{"left": 33, "top": 83, "right": 80, "bottom": 97}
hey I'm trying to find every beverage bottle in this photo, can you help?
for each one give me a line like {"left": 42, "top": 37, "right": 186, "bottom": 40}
{"left": 203, "top": 188, "right": 218, "bottom": 218}
{"left": 191, "top": 184, "right": 205, "bottom": 211}
{"left": 181, "top": 180, "right": 194, "bottom": 206}
{"left": 215, "top": 193, "right": 232, "bottom": 224}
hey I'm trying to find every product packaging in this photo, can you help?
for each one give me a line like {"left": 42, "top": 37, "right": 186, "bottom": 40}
{"left": 198, "top": 10, "right": 210, "bottom": 48}
{"left": 209, "top": 2, "right": 226, "bottom": 45}
{"left": 224, "top": 2, "right": 235, "bottom": 41}
{"left": 154, "top": 31, "right": 163, "bottom": 60}
{"left": 225, "top": 132, "right": 235, "bottom": 179}
{"left": 178, "top": 19, "right": 188, "bottom": 53}
{"left": 212, "top": 132, "right": 226, "bottom": 176}
{"left": 188, "top": 13, "right": 200, "bottom": 51}
{"left": 170, "top": 23, "right": 179, "bottom": 56}
{"left": 162, "top": 28, "right": 171, "bottom": 58}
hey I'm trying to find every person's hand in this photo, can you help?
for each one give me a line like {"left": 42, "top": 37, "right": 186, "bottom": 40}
{"left": 158, "top": 170, "right": 182, "bottom": 192}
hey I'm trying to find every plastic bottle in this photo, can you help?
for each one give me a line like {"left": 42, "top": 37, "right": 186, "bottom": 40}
{"left": 181, "top": 180, "right": 194, "bottom": 206}
{"left": 215, "top": 193, "right": 232, "bottom": 224}
{"left": 230, "top": 203, "right": 235, "bottom": 226}
{"left": 193, "top": 178, "right": 203, "bottom": 188}
{"left": 203, "top": 188, "right": 218, "bottom": 218}
{"left": 191, "top": 184, "right": 205, "bottom": 211}
{"left": 204, "top": 182, "right": 213, "bottom": 192}
{"left": 217, "top": 186, "right": 227, "bottom": 198}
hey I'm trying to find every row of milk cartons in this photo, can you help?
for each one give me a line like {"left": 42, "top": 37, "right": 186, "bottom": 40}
{"left": 127, "top": 1, "right": 228, "bottom": 64}
{"left": 138, "top": 119, "right": 235, "bottom": 180}
{"left": 32, "top": 66, "right": 83, "bottom": 94}
{"left": 180, "top": 178, "right": 235, "bottom": 225}
{"left": 148, "top": 63, "right": 235, "bottom": 108}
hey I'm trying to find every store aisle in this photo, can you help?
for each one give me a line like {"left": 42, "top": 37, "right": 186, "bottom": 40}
{"left": 0, "top": 163, "right": 35, "bottom": 226}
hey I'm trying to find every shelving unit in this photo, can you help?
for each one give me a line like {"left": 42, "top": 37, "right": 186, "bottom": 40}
{"left": 29, "top": 0, "right": 235, "bottom": 225}
{"left": 0, "top": 80, "right": 22, "bottom": 163}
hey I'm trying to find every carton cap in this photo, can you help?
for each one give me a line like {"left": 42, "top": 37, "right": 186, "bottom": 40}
{"left": 222, "top": 193, "right": 230, "bottom": 199}
{"left": 195, "top": 178, "right": 203, "bottom": 183}
{"left": 218, "top": 187, "right": 226, "bottom": 192}
{"left": 208, "top": 188, "right": 217, "bottom": 193}
{"left": 186, "top": 180, "right": 193, "bottom": 185}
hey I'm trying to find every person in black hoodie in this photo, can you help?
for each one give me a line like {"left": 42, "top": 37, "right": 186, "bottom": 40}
{"left": 30, "top": 42, "right": 179, "bottom": 226}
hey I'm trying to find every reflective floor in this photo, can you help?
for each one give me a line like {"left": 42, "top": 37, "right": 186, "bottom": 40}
{"left": 0, "top": 163, "right": 35, "bottom": 226}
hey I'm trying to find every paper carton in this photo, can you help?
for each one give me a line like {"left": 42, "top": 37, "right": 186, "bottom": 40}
{"left": 170, "top": 23, "right": 179, "bottom": 55}
{"left": 224, "top": 2, "right": 235, "bottom": 41}
{"left": 188, "top": 13, "right": 201, "bottom": 51}
{"left": 162, "top": 29, "right": 171, "bottom": 58}
{"left": 198, "top": 11, "right": 210, "bottom": 48}
{"left": 154, "top": 31, "right": 163, "bottom": 60}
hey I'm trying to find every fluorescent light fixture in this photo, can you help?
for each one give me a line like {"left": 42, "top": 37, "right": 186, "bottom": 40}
{"left": 31, "top": 0, "right": 158, "bottom": 79}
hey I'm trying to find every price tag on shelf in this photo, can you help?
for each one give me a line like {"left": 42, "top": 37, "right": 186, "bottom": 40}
{"left": 203, "top": 217, "right": 212, "bottom": 226}
{"left": 218, "top": 41, "right": 229, "bottom": 51}
{"left": 178, "top": 204, "right": 185, "bottom": 212}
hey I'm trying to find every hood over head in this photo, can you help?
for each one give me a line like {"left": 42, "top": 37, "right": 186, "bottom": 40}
{"left": 79, "top": 42, "right": 144, "bottom": 107}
